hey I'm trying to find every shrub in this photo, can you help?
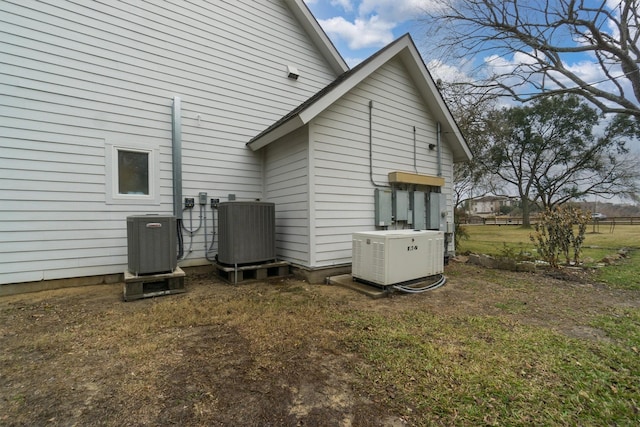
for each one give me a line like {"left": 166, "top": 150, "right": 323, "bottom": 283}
{"left": 454, "top": 222, "right": 470, "bottom": 251}
{"left": 530, "top": 207, "right": 591, "bottom": 267}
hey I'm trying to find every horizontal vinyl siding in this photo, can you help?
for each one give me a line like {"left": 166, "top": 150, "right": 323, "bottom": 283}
{"left": 0, "top": 0, "right": 337, "bottom": 284}
{"left": 264, "top": 127, "right": 310, "bottom": 266}
{"left": 311, "top": 57, "right": 455, "bottom": 267}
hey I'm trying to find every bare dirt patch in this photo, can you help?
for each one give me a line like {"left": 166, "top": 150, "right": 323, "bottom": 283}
{"left": 1, "top": 262, "right": 638, "bottom": 426}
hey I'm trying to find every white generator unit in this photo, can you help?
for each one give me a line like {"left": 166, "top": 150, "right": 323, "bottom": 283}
{"left": 352, "top": 230, "right": 444, "bottom": 286}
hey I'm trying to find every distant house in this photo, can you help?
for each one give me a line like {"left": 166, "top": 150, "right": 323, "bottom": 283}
{"left": 470, "top": 196, "right": 520, "bottom": 217}
{"left": 0, "top": 0, "right": 471, "bottom": 290}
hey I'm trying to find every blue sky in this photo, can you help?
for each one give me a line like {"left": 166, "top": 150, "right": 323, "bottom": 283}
{"left": 302, "top": 0, "right": 630, "bottom": 102}
{"left": 304, "top": 0, "right": 423, "bottom": 67}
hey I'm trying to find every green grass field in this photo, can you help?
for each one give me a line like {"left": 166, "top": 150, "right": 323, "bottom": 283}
{"left": 344, "top": 308, "right": 640, "bottom": 426}
{"left": 458, "top": 224, "right": 640, "bottom": 290}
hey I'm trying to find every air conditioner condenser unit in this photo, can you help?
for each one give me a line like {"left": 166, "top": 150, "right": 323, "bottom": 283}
{"left": 127, "top": 215, "right": 177, "bottom": 275}
{"left": 352, "top": 230, "right": 444, "bottom": 286}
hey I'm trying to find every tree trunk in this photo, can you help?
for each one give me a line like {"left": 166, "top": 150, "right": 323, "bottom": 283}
{"left": 521, "top": 198, "right": 531, "bottom": 228}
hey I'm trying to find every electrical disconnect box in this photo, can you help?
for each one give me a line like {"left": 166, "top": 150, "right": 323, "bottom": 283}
{"left": 374, "top": 188, "right": 392, "bottom": 227}
{"left": 375, "top": 189, "right": 445, "bottom": 230}
{"left": 393, "top": 190, "right": 410, "bottom": 222}
{"left": 427, "top": 192, "right": 447, "bottom": 231}
{"left": 411, "top": 191, "right": 426, "bottom": 229}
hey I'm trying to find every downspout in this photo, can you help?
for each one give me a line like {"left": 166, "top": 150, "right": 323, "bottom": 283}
{"left": 437, "top": 122, "right": 447, "bottom": 254}
{"left": 436, "top": 122, "right": 442, "bottom": 177}
{"left": 369, "top": 100, "right": 389, "bottom": 188}
{"left": 172, "top": 97, "right": 184, "bottom": 259}
{"left": 413, "top": 126, "right": 418, "bottom": 173}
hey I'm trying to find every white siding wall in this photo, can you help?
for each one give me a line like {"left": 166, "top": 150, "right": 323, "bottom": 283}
{"left": 0, "top": 0, "right": 338, "bottom": 284}
{"left": 311, "top": 58, "right": 455, "bottom": 267}
{"left": 264, "top": 127, "right": 310, "bottom": 265}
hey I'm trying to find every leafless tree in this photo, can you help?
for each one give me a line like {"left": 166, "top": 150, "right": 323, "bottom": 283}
{"left": 423, "top": 0, "right": 640, "bottom": 118}
{"left": 436, "top": 80, "right": 497, "bottom": 211}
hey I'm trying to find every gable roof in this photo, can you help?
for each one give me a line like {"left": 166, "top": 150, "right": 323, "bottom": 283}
{"left": 284, "top": 0, "right": 349, "bottom": 75}
{"left": 247, "top": 33, "right": 472, "bottom": 163}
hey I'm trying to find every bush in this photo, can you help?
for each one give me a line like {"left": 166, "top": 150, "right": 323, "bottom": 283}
{"left": 454, "top": 222, "right": 470, "bottom": 251}
{"left": 530, "top": 207, "right": 591, "bottom": 267}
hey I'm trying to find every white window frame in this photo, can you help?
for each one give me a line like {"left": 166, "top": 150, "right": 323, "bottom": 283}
{"left": 105, "top": 142, "right": 160, "bottom": 205}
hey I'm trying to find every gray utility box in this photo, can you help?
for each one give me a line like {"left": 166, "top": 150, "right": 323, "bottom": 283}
{"left": 127, "top": 215, "right": 177, "bottom": 275}
{"left": 374, "top": 188, "right": 392, "bottom": 226}
{"left": 427, "top": 192, "right": 447, "bottom": 231}
{"left": 218, "top": 201, "right": 276, "bottom": 265}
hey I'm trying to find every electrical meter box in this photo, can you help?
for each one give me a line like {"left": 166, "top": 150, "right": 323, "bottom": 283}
{"left": 127, "top": 215, "right": 177, "bottom": 275}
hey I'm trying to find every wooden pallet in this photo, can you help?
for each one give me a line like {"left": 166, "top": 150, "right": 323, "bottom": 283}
{"left": 123, "top": 267, "right": 186, "bottom": 301}
{"left": 214, "top": 261, "right": 289, "bottom": 283}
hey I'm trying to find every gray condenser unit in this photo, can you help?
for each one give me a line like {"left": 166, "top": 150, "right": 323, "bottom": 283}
{"left": 217, "top": 201, "right": 276, "bottom": 265}
{"left": 127, "top": 215, "right": 177, "bottom": 275}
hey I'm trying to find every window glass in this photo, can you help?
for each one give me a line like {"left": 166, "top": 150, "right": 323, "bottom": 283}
{"left": 117, "top": 150, "right": 149, "bottom": 195}
{"left": 105, "top": 142, "right": 159, "bottom": 205}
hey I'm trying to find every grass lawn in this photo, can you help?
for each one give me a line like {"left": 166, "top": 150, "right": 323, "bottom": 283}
{"left": 459, "top": 224, "right": 640, "bottom": 290}
{"left": 1, "top": 226, "right": 639, "bottom": 426}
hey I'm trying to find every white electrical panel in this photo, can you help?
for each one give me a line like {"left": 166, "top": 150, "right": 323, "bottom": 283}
{"left": 352, "top": 230, "right": 444, "bottom": 286}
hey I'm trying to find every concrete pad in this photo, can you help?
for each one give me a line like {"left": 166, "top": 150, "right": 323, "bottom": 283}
{"left": 327, "top": 274, "right": 390, "bottom": 299}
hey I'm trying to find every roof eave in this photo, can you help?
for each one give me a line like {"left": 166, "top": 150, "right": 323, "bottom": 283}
{"left": 247, "top": 115, "right": 306, "bottom": 151}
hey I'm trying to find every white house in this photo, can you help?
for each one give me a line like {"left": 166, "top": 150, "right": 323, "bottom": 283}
{"left": 0, "top": 0, "right": 471, "bottom": 292}
{"left": 470, "top": 196, "right": 520, "bottom": 217}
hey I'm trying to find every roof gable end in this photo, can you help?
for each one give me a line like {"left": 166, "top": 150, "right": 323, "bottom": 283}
{"left": 283, "top": 0, "right": 348, "bottom": 75}
{"left": 248, "top": 34, "right": 472, "bottom": 163}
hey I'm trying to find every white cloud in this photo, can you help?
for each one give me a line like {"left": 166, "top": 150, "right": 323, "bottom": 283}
{"left": 564, "top": 60, "right": 605, "bottom": 84}
{"left": 319, "top": 15, "right": 396, "bottom": 49}
{"left": 484, "top": 51, "right": 609, "bottom": 89}
{"left": 483, "top": 54, "right": 517, "bottom": 75}
{"left": 482, "top": 49, "right": 633, "bottom": 112}
{"left": 358, "top": 0, "right": 434, "bottom": 23}
{"left": 331, "top": 0, "right": 354, "bottom": 12}
{"left": 311, "top": 0, "right": 439, "bottom": 51}
{"left": 426, "top": 59, "right": 470, "bottom": 83}
{"left": 343, "top": 55, "right": 367, "bottom": 67}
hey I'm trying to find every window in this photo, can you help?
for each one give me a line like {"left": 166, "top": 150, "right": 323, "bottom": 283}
{"left": 106, "top": 142, "right": 160, "bottom": 205}
{"left": 118, "top": 150, "right": 149, "bottom": 195}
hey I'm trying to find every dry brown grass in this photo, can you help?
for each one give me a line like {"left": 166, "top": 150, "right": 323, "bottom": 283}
{"left": 1, "top": 263, "right": 639, "bottom": 426}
